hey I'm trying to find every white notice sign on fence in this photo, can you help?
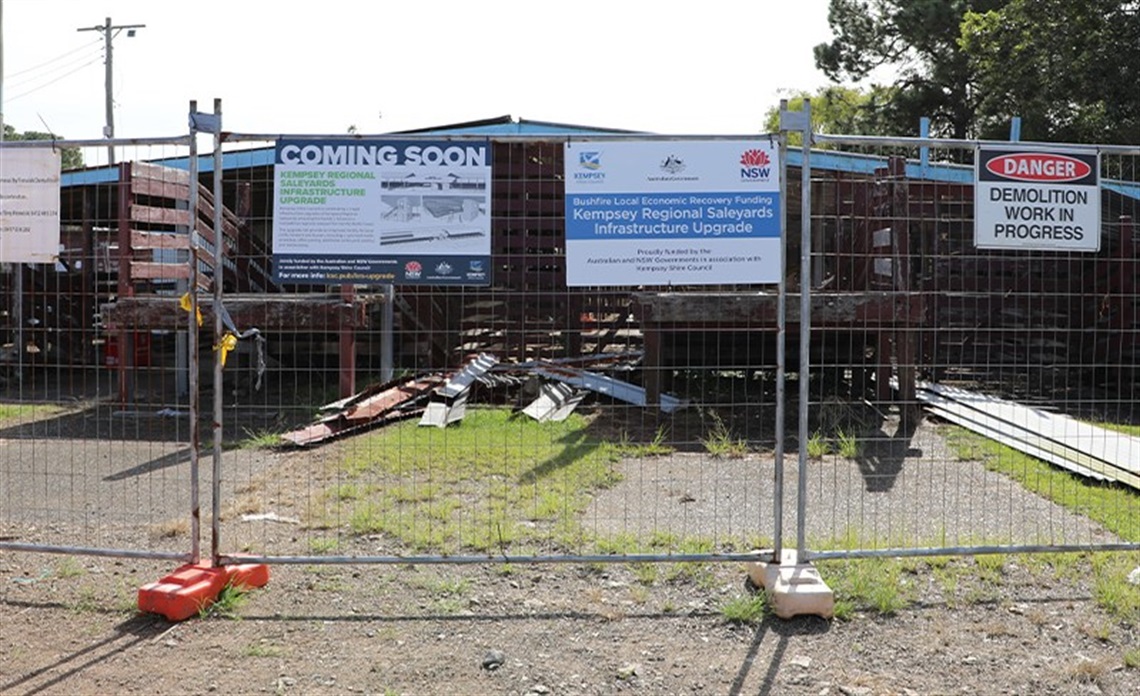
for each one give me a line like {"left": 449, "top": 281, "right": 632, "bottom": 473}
{"left": 0, "top": 148, "right": 61, "bottom": 263}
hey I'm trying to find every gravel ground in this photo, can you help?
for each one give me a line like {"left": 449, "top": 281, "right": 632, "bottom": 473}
{"left": 587, "top": 417, "right": 1121, "bottom": 550}
{"left": 3, "top": 408, "right": 1140, "bottom": 694}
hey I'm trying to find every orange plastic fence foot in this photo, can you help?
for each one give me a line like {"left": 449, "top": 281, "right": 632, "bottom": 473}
{"left": 138, "top": 562, "right": 270, "bottom": 622}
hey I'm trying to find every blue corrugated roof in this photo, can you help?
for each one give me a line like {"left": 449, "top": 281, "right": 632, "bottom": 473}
{"left": 59, "top": 118, "right": 1140, "bottom": 201}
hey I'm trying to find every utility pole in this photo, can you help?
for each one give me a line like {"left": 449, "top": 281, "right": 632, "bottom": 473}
{"left": 1, "top": 0, "right": 6, "bottom": 143}
{"left": 78, "top": 17, "right": 144, "bottom": 165}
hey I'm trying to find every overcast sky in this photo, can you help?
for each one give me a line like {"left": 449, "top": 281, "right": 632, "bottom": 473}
{"left": 2, "top": 0, "right": 835, "bottom": 141}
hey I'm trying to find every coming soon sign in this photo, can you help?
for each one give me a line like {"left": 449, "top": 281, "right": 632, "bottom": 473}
{"left": 975, "top": 147, "right": 1100, "bottom": 252}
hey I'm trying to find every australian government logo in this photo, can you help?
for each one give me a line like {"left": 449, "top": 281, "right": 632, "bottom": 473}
{"left": 647, "top": 153, "right": 698, "bottom": 182}
{"left": 573, "top": 151, "right": 605, "bottom": 184}
{"left": 740, "top": 149, "right": 772, "bottom": 182}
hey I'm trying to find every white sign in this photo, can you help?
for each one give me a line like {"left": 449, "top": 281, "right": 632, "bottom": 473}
{"left": 0, "top": 148, "right": 61, "bottom": 263}
{"left": 564, "top": 140, "right": 781, "bottom": 287}
{"left": 272, "top": 139, "right": 492, "bottom": 285}
{"left": 975, "top": 147, "right": 1100, "bottom": 252}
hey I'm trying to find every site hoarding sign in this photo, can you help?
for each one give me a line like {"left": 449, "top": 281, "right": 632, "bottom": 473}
{"left": 974, "top": 147, "right": 1100, "bottom": 252}
{"left": 564, "top": 140, "right": 781, "bottom": 287}
{"left": 0, "top": 148, "right": 62, "bottom": 263}
{"left": 272, "top": 139, "right": 492, "bottom": 285}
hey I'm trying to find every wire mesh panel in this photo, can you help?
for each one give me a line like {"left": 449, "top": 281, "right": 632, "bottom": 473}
{"left": 802, "top": 135, "right": 1140, "bottom": 558}
{"left": 0, "top": 137, "right": 197, "bottom": 560}
{"left": 212, "top": 134, "right": 782, "bottom": 565}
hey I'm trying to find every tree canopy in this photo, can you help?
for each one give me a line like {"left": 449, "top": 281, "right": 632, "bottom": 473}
{"left": 762, "top": 85, "right": 899, "bottom": 145}
{"left": 961, "top": 0, "right": 1140, "bottom": 144}
{"left": 3, "top": 125, "right": 84, "bottom": 170}
{"left": 812, "top": 0, "right": 1140, "bottom": 144}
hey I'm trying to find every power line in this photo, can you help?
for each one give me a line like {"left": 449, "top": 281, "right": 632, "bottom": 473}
{"left": 4, "top": 37, "right": 101, "bottom": 78}
{"left": 5, "top": 46, "right": 103, "bottom": 90}
{"left": 6, "top": 55, "right": 102, "bottom": 102}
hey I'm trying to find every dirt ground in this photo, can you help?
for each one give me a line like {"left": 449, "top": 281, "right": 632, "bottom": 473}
{"left": 2, "top": 547, "right": 1140, "bottom": 695}
{"left": 3, "top": 427, "right": 1140, "bottom": 696}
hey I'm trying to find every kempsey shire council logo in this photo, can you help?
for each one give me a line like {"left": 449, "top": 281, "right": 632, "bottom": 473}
{"left": 574, "top": 151, "right": 605, "bottom": 183}
{"left": 740, "top": 149, "right": 772, "bottom": 181}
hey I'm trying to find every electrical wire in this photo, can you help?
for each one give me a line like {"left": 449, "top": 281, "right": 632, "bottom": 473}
{"left": 6, "top": 56, "right": 103, "bottom": 102}
{"left": 4, "top": 38, "right": 102, "bottom": 78}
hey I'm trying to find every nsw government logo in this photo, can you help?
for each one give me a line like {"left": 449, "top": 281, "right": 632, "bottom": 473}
{"left": 740, "top": 149, "right": 772, "bottom": 181}
{"left": 574, "top": 151, "right": 605, "bottom": 183}
{"left": 404, "top": 260, "right": 422, "bottom": 280}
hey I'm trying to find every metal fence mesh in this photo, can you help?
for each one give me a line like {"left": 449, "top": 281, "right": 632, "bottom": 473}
{"left": 2, "top": 124, "right": 1138, "bottom": 568}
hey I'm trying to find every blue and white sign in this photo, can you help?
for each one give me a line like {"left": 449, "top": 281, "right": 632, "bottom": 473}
{"left": 272, "top": 139, "right": 492, "bottom": 285}
{"left": 564, "top": 140, "right": 781, "bottom": 287}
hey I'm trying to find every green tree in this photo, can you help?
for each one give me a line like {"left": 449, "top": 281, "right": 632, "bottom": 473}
{"left": 763, "top": 85, "right": 898, "bottom": 140}
{"left": 2, "top": 125, "right": 84, "bottom": 170}
{"left": 961, "top": 0, "right": 1140, "bottom": 144}
{"left": 814, "top": 0, "right": 1007, "bottom": 139}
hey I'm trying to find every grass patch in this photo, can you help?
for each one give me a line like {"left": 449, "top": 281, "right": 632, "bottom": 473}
{"left": 243, "top": 641, "right": 285, "bottom": 658}
{"left": 836, "top": 429, "right": 861, "bottom": 459}
{"left": 817, "top": 556, "right": 916, "bottom": 617}
{"left": 720, "top": 593, "right": 768, "bottom": 624}
{"left": 200, "top": 583, "right": 248, "bottom": 620}
{"left": 334, "top": 408, "right": 626, "bottom": 553}
{"left": 1124, "top": 647, "right": 1140, "bottom": 669}
{"left": 942, "top": 425, "right": 1140, "bottom": 543}
{"left": 237, "top": 427, "right": 283, "bottom": 450}
{"left": 701, "top": 411, "right": 748, "bottom": 458}
{"left": 807, "top": 430, "right": 829, "bottom": 458}
{"left": 618, "top": 425, "right": 674, "bottom": 457}
{"left": 0, "top": 403, "right": 64, "bottom": 423}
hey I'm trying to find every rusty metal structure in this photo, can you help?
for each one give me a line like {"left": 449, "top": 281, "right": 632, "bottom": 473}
{"left": 2, "top": 120, "right": 1137, "bottom": 417}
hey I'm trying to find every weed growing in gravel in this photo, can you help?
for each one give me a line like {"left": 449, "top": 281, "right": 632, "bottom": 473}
{"left": 836, "top": 429, "right": 861, "bottom": 459}
{"left": 308, "top": 537, "right": 339, "bottom": 554}
{"left": 1064, "top": 655, "right": 1114, "bottom": 686}
{"left": 244, "top": 641, "right": 285, "bottom": 658}
{"left": 720, "top": 593, "right": 768, "bottom": 624}
{"left": 807, "top": 430, "right": 829, "bottom": 458}
{"left": 55, "top": 557, "right": 85, "bottom": 579}
{"left": 818, "top": 557, "right": 915, "bottom": 617}
{"left": 701, "top": 411, "right": 748, "bottom": 458}
{"left": 618, "top": 425, "right": 674, "bottom": 457}
{"left": 1089, "top": 553, "right": 1140, "bottom": 623}
{"left": 151, "top": 518, "right": 189, "bottom": 538}
{"left": 633, "top": 563, "right": 658, "bottom": 585}
{"left": 238, "top": 427, "right": 283, "bottom": 450}
{"left": 201, "top": 583, "right": 248, "bottom": 619}
{"left": 69, "top": 586, "right": 101, "bottom": 614}
{"left": 1124, "top": 647, "right": 1140, "bottom": 669}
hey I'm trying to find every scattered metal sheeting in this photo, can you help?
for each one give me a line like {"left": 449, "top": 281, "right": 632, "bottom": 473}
{"left": 419, "top": 353, "right": 499, "bottom": 427}
{"left": 534, "top": 364, "right": 686, "bottom": 413}
{"left": 917, "top": 381, "right": 1140, "bottom": 490}
{"left": 522, "top": 382, "right": 588, "bottom": 422}
{"left": 284, "top": 352, "right": 684, "bottom": 445}
{"left": 281, "top": 376, "right": 443, "bottom": 446}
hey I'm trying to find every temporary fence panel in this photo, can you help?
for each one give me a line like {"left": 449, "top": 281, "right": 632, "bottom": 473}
{"left": 798, "top": 132, "right": 1140, "bottom": 560}
{"left": 209, "top": 131, "right": 788, "bottom": 566}
{"left": 0, "top": 136, "right": 200, "bottom": 561}
{"left": 6, "top": 105, "right": 1137, "bottom": 573}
